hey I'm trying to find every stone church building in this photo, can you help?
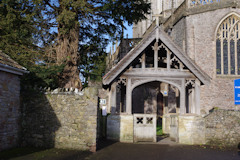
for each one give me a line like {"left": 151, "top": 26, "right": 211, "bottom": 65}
{"left": 102, "top": 0, "right": 240, "bottom": 145}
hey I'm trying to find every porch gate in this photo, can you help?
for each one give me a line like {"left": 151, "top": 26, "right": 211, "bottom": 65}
{"left": 133, "top": 114, "right": 157, "bottom": 142}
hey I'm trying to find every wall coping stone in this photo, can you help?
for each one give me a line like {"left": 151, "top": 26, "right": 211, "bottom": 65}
{"left": 203, "top": 108, "right": 240, "bottom": 118}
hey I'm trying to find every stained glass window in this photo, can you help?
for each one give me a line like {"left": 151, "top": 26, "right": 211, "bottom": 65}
{"left": 223, "top": 39, "right": 228, "bottom": 74}
{"left": 230, "top": 40, "right": 235, "bottom": 75}
{"left": 238, "top": 40, "right": 240, "bottom": 74}
{"left": 216, "top": 39, "right": 221, "bottom": 74}
{"left": 216, "top": 15, "right": 240, "bottom": 75}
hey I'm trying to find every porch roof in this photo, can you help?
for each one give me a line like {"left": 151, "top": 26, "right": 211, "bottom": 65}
{"left": 0, "top": 50, "right": 29, "bottom": 75}
{"left": 103, "top": 26, "right": 211, "bottom": 85}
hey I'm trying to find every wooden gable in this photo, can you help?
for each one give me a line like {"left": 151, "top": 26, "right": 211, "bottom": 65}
{"left": 103, "top": 26, "right": 211, "bottom": 85}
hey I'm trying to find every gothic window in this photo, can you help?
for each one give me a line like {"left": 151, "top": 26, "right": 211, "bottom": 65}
{"left": 216, "top": 14, "right": 240, "bottom": 75}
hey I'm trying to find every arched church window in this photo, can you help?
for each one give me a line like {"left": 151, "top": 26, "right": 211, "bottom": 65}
{"left": 216, "top": 14, "right": 240, "bottom": 75}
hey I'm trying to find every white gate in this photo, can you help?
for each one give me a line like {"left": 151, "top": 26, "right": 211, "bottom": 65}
{"left": 133, "top": 114, "right": 157, "bottom": 142}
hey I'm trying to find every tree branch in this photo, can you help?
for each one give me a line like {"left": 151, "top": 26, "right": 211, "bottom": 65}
{"left": 43, "top": 0, "right": 58, "bottom": 11}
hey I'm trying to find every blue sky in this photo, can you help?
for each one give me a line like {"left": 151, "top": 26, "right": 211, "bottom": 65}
{"left": 124, "top": 24, "right": 133, "bottom": 39}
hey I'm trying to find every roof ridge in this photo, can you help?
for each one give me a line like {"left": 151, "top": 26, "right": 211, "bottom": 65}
{"left": 0, "top": 50, "right": 27, "bottom": 71}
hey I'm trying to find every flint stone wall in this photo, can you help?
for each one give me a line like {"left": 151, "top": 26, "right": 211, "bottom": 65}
{"left": 205, "top": 109, "right": 240, "bottom": 146}
{"left": 21, "top": 87, "right": 98, "bottom": 152}
{"left": 0, "top": 71, "right": 20, "bottom": 151}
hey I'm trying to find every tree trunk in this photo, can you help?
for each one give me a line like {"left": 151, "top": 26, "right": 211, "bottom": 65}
{"left": 56, "top": 25, "right": 82, "bottom": 89}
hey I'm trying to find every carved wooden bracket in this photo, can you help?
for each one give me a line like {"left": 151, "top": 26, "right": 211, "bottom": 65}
{"left": 170, "top": 55, "right": 184, "bottom": 69}
{"left": 152, "top": 42, "right": 161, "bottom": 51}
{"left": 117, "top": 77, "right": 127, "bottom": 86}
{"left": 185, "top": 79, "right": 195, "bottom": 88}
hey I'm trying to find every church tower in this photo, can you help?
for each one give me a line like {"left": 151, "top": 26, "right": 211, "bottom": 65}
{"left": 133, "top": 0, "right": 185, "bottom": 38}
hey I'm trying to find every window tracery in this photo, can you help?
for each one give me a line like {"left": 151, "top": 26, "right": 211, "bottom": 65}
{"left": 216, "top": 14, "right": 240, "bottom": 75}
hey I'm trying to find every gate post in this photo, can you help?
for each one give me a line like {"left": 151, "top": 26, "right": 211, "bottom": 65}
{"left": 195, "top": 79, "right": 201, "bottom": 115}
{"left": 180, "top": 79, "right": 186, "bottom": 114}
{"left": 126, "top": 78, "right": 132, "bottom": 114}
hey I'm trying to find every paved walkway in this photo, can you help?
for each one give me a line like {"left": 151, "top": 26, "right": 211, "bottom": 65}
{"left": 1, "top": 139, "right": 239, "bottom": 160}
{"left": 86, "top": 139, "right": 240, "bottom": 160}
{"left": 157, "top": 137, "right": 180, "bottom": 145}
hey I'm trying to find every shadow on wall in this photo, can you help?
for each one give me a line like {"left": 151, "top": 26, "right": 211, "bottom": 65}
{"left": 20, "top": 87, "right": 99, "bottom": 152}
{"left": 97, "top": 89, "right": 119, "bottom": 151}
{"left": 21, "top": 90, "right": 61, "bottom": 148}
{"left": 106, "top": 111, "right": 135, "bottom": 143}
{"left": 106, "top": 113, "right": 121, "bottom": 142}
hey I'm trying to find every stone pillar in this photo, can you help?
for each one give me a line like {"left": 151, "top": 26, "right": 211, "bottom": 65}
{"left": 108, "top": 88, "right": 111, "bottom": 113}
{"left": 191, "top": 88, "right": 195, "bottom": 114}
{"left": 161, "top": 83, "right": 169, "bottom": 114}
{"left": 176, "top": 89, "right": 180, "bottom": 114}
{"left": 154, "top": 51, "right": 158, "bottom": 69}
{"left": 180, "top": 79, "right": 186, "bottom": 114}
{"left": 126, "top": 78, "right": 132, "bottom": 114}
{"left": 163, "top": 97, "right": 168, "bottom": 114}
{"left": 156, "top": 0, "right": 160, "bottom": 13}
{"left": 178, "top": 115, "right": 205, "bottom": 145}
{"left": 111, "top": 82, "right": 117, "bottom": 113}
{"left": 195, "top": 79, "right": 201, "bottom": 115}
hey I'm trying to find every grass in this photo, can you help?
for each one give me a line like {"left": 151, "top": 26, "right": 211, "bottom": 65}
{"left": 156, "top": 125, "right": 163, "bottom": 136}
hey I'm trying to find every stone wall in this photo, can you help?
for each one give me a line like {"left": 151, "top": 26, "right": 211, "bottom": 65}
{"left": 171, "top": 17, "right": 186, "bottom": 52}
{"left": 166, "top": 109, "right": 240, "bottom": 147}
{"left": 0, "top": 71, "right": 21, "bottom": 151}
{"left": 107, "top": 115, "right": 133, "bottom": 143}
{"left": 21, "top": 87, "right": 98, "bottom": 152}
{"left": 205, "top": 109, "right": 240, "bottom": 147}
{"left": 178, "top": 114, "right": 205, "bottom": 145}
{"left": 162, "top": 114, "right": 172, "bottom": 134}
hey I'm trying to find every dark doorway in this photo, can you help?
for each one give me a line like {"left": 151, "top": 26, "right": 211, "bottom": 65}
{"left": 132, "top": 81, "right": 161, "bottom": 114}
{"left": 132, "top": 81, "right": 165, "bottom": 141}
